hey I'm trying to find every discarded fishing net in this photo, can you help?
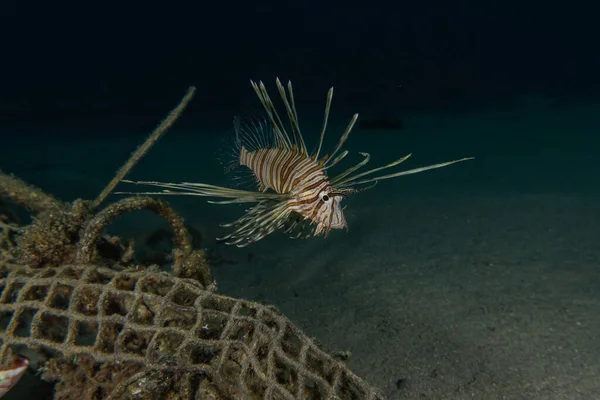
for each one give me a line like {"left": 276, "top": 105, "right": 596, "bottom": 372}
{"left": 0, "top": 262, "right": 385, "bottom": 399}
{"left": 0, "top": 87, "right": 384, "bottom": 399}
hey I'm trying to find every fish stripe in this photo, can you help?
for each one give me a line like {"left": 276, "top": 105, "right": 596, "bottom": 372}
{"left": 238, "top": 125, "right": 347, "bottom": 242}
{"left": 240, "top": 147, "right": 330, "bottom": 197}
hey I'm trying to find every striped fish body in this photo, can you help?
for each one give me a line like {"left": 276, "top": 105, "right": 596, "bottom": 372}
{"left": 239, "top": 146, "right": 325, "bottom": 194}
{"left": 239, "top": 145, "right": 347, "bottom": 235}
{"left": 122, "top": 79, "right": 473, "bottom": 247}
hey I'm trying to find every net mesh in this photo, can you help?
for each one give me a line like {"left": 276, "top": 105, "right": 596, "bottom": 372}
{"left": 0, "top": 262, "right": 383, "bottom": 399}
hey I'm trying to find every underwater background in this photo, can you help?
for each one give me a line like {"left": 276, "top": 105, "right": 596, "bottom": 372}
{"left": 1, "top": 0, "right": 599, "bottom": 398}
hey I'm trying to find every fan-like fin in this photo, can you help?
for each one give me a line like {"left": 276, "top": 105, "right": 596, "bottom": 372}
{"left": 330, "top": 152, "right": 371, "bottom": 185}
{"left": 118, "top": 180, "right": 288, "bottom": 204}
{"left": 321, "top": 113, "right": 359, "bottom": 166}
{"left": 218, "top": 200, "right": 294, "bottom": 247}
{"left": 250, "top": 80, "right": 292, "bottom": 151}
{"left": 312, "top": 87, "right": 334, "bottom": 161}
{"left": 233, "top": 116, "right": 275, "bottom": 152}
{"left": 335, "top": 157, "right": 474, "bottom": 188}
{"left": 275, "top": 79, "right": 308, "bottom": 156}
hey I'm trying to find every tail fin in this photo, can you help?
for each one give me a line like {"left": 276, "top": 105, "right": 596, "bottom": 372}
{"left": 239, "top": 145, "right": 250, "bottom": 168}
{"left": 218, "top": 117, "right": 244, "bottom": 174}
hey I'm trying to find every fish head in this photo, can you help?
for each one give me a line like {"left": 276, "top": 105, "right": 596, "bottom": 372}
{"left": 312, "top": 188, "right": 348, "bottom": 237}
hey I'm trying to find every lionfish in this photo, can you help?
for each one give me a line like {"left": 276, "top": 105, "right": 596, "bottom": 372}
{"left": 123, "top": 79, "right": 473, "bottom": 247}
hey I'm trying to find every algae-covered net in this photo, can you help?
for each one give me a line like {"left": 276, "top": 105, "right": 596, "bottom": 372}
{"left": 0, "top": 87, "right": 384, "bottom": 399}
{"left": 0, "top": 263, "right": 383, "bottom": 399}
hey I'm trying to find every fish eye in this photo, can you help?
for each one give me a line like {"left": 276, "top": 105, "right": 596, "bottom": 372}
{"left": 322, "top": 194, "right": 329, "bottom": 202}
